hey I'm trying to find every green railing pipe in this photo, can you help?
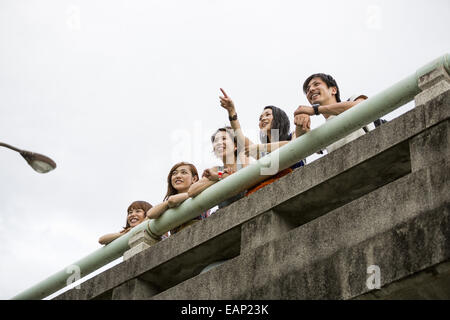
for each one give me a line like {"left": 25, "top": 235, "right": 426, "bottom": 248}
{"left": 11, "top": 53, "right": 449, "bottom": 300}
{"left": 11, "top": 221, "right": 149, "bottom": 300}
{"left": 147, "top": 53, "right": 450, "bottom": 237}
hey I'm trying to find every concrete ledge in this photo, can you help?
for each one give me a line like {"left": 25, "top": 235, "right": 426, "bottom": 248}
{"left": 111, "top": 278, "right": 159, "bottom": 300}
{"left": 123, "top": 229, "right": 160, "bottom": 261}
{"left": 55, "top": 90, "right": 449, "bottom": 300}
{"left": 152, "top": 160, "right": 450, "bottom": 299}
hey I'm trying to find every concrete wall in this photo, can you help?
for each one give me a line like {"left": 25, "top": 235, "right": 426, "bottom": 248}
{"left": 55, "top": 77, "right": 450, "bottom": 300}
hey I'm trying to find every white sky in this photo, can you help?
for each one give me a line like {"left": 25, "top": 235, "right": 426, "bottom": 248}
{"left": 0, "top": 0, "right": 449, "bottom": 299}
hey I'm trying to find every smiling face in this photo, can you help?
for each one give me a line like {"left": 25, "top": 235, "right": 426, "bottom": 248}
{"left": 125, "top": 201, "right": 152, "bottom": 228}
{"left": 306, "top": 77, "right": 338, "bottom": 106}
{"left": 212, "top": 130, "right": 236, "bottom": 163}
{"left": 170, "top": 164, "right": 198, "bottom": 193}
{"left": 259, "top": 108, "right": 273, "bottom": 131}
{"left": 127, "top": 208, "right": 146, "bottom": 228}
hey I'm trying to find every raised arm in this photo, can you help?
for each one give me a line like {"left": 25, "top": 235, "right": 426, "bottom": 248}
{"left": 219, "top": 88, "right": 255, "bottom": 150}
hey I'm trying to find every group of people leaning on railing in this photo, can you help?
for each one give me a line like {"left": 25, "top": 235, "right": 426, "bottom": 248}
{"left": 99, "top": 72, "right": 383, "bottom": 245}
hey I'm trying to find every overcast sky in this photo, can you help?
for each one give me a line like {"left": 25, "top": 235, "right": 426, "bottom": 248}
{"left": 0, "top": 0, "right": 449, "bottom": 299}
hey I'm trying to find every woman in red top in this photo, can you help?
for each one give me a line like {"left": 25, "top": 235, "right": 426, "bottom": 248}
{"left": 218, "top": 89, "right": 308, "bottom": 196}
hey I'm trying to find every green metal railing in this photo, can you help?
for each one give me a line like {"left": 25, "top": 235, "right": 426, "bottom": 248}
{"left": 11, "top": 53, "right": 449, "bottom": 300}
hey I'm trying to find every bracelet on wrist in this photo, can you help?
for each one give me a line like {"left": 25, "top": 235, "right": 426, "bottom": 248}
{"left": 312, "top": 104, "right": 320, "bottom": 115}
{"left": 229, "top": 114, "right": 238, "bottom": 121}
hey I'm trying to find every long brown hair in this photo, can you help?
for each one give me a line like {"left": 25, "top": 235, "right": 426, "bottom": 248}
{"left": 124, "top": 200, "right": 153, "bottom": 228}
{"left": 164, "top": 162, "right": 198, "bottom": 201}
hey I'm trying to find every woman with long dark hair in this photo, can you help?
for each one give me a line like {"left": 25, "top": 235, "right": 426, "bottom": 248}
{"left": 219, "top": 88, "right": 309, "bottom": 159}
{"left": 218, "top": 88, "right": 309, "bottom": 195}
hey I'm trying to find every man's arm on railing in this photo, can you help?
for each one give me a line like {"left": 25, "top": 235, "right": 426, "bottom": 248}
{"left": 294, "top": 97, "right": 367, "bottom": 119}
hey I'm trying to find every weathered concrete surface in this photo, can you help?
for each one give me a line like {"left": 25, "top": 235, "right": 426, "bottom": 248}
{"left": 123, "top": 229, "right": 159, "bottom": 261}
{"left": 55, "top": 87, "right": 450, "bottom": 300}
{"left": 415, "top": 64, "right": 450, "bottom": 108}
{"left": 241, "top": 209, "right": 295, "bottom": 252}
{"left": 152, "top": 160, "right": 449, "bottom": 299}
{"left": 111, "top": 278, "right": 159, "bottom": 300}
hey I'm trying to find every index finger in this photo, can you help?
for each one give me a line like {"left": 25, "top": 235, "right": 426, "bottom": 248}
{"left": 220, "top": 88, "right": 228, "bottom": 98}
